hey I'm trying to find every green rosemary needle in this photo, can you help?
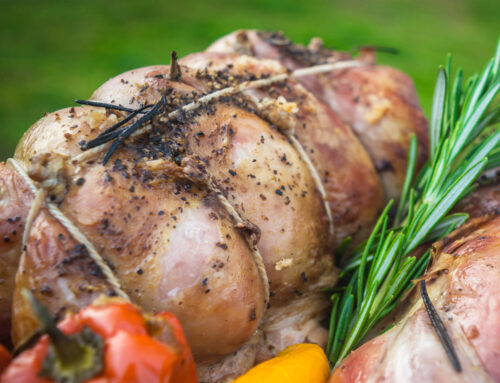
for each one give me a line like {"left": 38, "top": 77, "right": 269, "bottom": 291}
{"left": 328, "top": 37, "right": 500, "bottom": 366}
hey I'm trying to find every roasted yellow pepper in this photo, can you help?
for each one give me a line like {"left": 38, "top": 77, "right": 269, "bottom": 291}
{"left": 233, "top": 343, "right": 329, "bottom": 383}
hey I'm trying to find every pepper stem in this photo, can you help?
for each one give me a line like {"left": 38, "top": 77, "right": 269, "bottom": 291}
{"left": 24, "top": 290, "right": 104, "bottom": 383}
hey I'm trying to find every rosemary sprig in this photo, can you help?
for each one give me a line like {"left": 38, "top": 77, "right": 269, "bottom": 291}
{"left": 328, "top": 37, "right": 500, "bottom": 366}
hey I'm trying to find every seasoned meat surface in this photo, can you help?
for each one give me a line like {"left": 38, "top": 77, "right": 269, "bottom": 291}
{"left": 180, "top": 52, "right": 384, "bottom": 246}
{"left": 89, "top": 64, "right": 338, "bottom": 371}
{"left": 11, "top": 105, "right": 268, "bottom": 363}
{"left": 0, "top": 31, "right": 430, "bottom": 382}
{"left": 0, "top": 162, "right": 33, "bottom": 344}
{"left": 208, "top": 29, "right": 429, "bottom": 201}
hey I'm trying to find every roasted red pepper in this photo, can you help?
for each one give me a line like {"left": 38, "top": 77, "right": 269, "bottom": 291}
{"left": 1, "top": 296, "right": 198, "bottom": 383}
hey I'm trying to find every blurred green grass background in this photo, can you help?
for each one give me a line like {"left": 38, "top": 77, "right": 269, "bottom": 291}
{"left": 0, "top": 0, "right": 498, "bottom": 160}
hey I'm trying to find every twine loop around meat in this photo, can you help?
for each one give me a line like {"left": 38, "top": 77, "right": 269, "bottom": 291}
{"left": 8, "top": 59, "right": 364, "bottom": 319}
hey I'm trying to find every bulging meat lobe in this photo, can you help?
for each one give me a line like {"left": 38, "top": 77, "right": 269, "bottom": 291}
{"left": 90, "top": 66, "right": 336, "bottom": 292}
{"left": 8, "top": 104, "right": 267, "bottom": 367}
{"left": 59, "top": 158, "right": 267, "bottom": 360}
{"left": 185, "top": 104, "right": 331, "bottom": 305}
{"left": 181, "top": 51, "right": 385, "bottom": 246}
{"left": 208, "top": 29, "right": 429, "bottom": 202}
{"left": 0, "top": 162, "right": 34, "bottom": 344}
{"left": 89, "top": 62, "right": 339, "bottom": 359}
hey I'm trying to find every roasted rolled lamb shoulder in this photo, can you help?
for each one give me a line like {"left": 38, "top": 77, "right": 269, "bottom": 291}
{"left": 207, "top": 30, "right": 429, "bottom": 201}
{"left": 0, "top": 30, "right": 428, "bottom": 381}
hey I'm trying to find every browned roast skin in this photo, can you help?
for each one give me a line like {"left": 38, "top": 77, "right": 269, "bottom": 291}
{"left": 178, "top": 54, "right": 347, "bottom": 360}
{"left": 207, "top": 29, "right": 429, "bottom": 201}
{"left": 9, "top": 104, "right": 267, "bottom": 361}
{"left": 323, "top": 65, "right": 429, "bottom": 200}
{"left": 184, "top": 105, "right": 331, "bottom": 304}
{"left": 88, "top": 64, "right": 339, "bottom": 368}
{"left": 1, "top": 36, "right": 429, "bottom": 381}
{"left": 180, "top": 52, "right": 385, "bottom": 246}
{"left": 12, "top": 208, "right": 116, "bottom": 345}
{"left": 60, "top": 162, "right": 266, "bottom": 360}
{"left": 329, "top": 216, "right": 500, "bottom": 382}
{"left": 89, "top": 65, "right": 335, "bottom": 306}
{"left": 0, "top": 162, "right": 33, "bottom": 344}
{"left": 89, "top": 66, "right": 200, "bottom": 111}
{"left": 454, "top": 181, "right": 500, "bottom": 218}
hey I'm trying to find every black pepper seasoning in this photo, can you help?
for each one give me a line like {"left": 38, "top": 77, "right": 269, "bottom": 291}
{"left": 75, "top": 178, "right": 85, "bottom": 186}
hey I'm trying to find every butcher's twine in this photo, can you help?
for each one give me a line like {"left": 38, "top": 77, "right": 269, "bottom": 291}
{"left": 7, "top": 158, "right": 130, "bottom": 301}
{"left": 281, "top": 131, "right": 334, "bottom": 237}
{"left": 206, "top": 178, "right": 270, "bottom": 302}
{"left": 9, "top": 59, "right": 364, "bottom": 312}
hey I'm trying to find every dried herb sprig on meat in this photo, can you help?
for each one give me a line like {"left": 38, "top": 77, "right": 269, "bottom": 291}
{"left": 75, "top": 58, "right": 363, "bottom": 165}
{"left": 80, "top": 96, "right": 167, "bottom": 164}
{"left": 328, "top": 37, "right": 500, "bottom": 366}
{"left": 420, "top": 280, "right": 462, "bottom": 372}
